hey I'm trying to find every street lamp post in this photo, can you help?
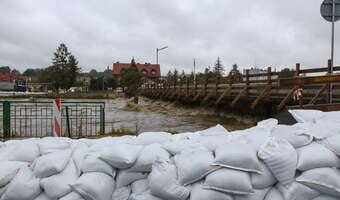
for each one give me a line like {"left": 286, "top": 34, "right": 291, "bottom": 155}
{"left": 156, "top": 46, "right": 168, "bottom": 64}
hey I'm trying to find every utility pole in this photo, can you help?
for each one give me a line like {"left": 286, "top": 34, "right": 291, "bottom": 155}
{"left": 156, "top": 46, "right": 168, "bottom": 64}
{"left": 193, "top": 58, "right": 196, "bottom": 84}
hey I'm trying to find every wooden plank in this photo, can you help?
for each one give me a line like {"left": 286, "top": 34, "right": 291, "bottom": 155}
{"left": 230, "top": 87, "right": 248, "bottom": 107}
{"left": 203, "top": 92, "right": 213, "bottom": 102}
{"left": 193, "top": 90, "right": 202, "bottom": 101}
{"left": 277, "top": 86, "right": 299, "bottom": 111}
{"left": 287, "top": 103, "right": 340, "bottom": 111}
{"left": 309, "top": 84, "right": 328, "bottom": 104}
{"left": 279, "top": 75, "right": 340, "bottom": 86}
{"left": 250, "top": 85, "right": 271, "bottom": 109}
{"left": 215, "top": 86, "right": 233, "bottom": 105}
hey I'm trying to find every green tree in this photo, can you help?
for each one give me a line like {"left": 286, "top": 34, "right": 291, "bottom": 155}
{"left": 213, "top": 57, "right": 224, "bottom": 77}
{"left": 23, "top": 68, "right": 43, "bottom": 77}
{"left": 229, "top": 64, "right": 242, "bottom": 82}
{"left": 50, "top": 43, "right": 80, "bottom": 89}
{"left": 121, "top": 67, "right": 141, "bottom": 93}
{"left": 0, "top": 66, "right": 11, "bottom": 73}
{"left": 279, "top": 68, "right": 295, "bottom": 78}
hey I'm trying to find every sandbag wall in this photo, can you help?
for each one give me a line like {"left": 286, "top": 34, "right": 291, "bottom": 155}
{"left": 0, "top": 109, "right": 340, "bottom": 200}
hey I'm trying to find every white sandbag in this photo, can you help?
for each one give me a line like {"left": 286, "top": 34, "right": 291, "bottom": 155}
{"left": 203, "top": 168, "right": 253, "bottom": 195}
{"left": 195, "top": 124, "right": 229, "bottom": 136}
{"left": 129, "top": 191, "right": 163, "bottom": 200}
{"left": 60, "top": 192, "right": 84, "bottom": 200}
{"left": 258, "top": 137, "right": 297, "bottom": 186}
{"left": 251, "top": 161, "right": 277, "bottom": 189}
{"left": 317, "top": 111, "right": 340, "bottom": 124}
{"left": 0, "top": 166, "right": 41, "bottom": 200}
{"left": 131, "top": 179, "right": 149, "bottom": 195}
{"left": 7, "top": 139, "right": 40, "bottom": 162}
{"left": 277, "top": 181, "right": 320, "bottom": 200}
{"left": 264, "top": 188, "right": 283, "bottom": 200}
{"left": 70, "top": 172, "right": 115, "bottom": 200}
{"left": 289, "top": 109, "right": 325, "bottom": 123}
{"left": 31, "top": 149, "right": 72, "bottom": 178}
{"left": 71, "top": 143, "right": 88, "bottom": 176}
{"left": 194, "top": 134, "right": 232, "bottom": 151}
{"left": 116, "top": 169, "right": 148, "bottom": 188}
{"left": 257, "top": 118, "right": 278, "bottom": 132}
{"left": 135, "top": 132, "right": 171, "bottom": 145}
{"left": 0, "top": 185, "right": 9, "bottom": 197}
{"left": 300, "top": 120, "right": 340, "bottom": 140}
{"left": 149, "top": 159, "right": 190, "bottom": 200}
{"left": 98, "top": 144, "right": 143, "bottom": 169}
{"left": 234, "top": 188, "right": 270, "bottom": 200}
{"left": 81, "top": 154, "right": 116, "bottom": 176}
{"left": 162, "top": 139, "right": 206, "bottom": 155}
{"left": 271, "top": 124, "right": 313, "bottom": 148}
{"left": 38, "top": 137, "right": 71, "bottom": 155}
{"left": 129, "top": 143, "right": 170, "bottom": 172}
{"left": 174, "top": 149, "right": 218, "bottom": 185}
{"left": 214, "top": 140, "right": 262, "bottom": 173}
{"left": 0, "top": 161, "right": 28, "bottom": 187}
{"left": 296, "top": 167, "right": 340, "bottom": 197}
{"left": 111, "top": 186, "right": 131, "bottom": 200}
{"left": 190, "top": 183, "right": 233, "bottom": 200}
{"left": 322, "top": 134, "right": 340, "bottom": 156}
{"left": 297, "top": 142, "right": 340, "bottom": 171}
{"left": 231, "top": 126, "right": 271, "bottom": 150}
{"left": 34, "top": 193, "right": 51, "bottom": 200}
{"left": 312, "top": 195, "right": 339, "bottom": 200}
{"left": 40, "top": 159, "right": 78, "bottom": 199}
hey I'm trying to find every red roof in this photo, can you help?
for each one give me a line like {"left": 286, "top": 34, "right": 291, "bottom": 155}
{"left": 113, "top": 59, "right": 161, "bottom": 78}
{"left": 0, "top": 73, "right": 28, "bottom": 82}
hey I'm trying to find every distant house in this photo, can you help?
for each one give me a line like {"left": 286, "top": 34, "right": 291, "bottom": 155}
{"left": 113, "top": 58, "right": 160, "bottom": 79}
{"left": 242, "top": 67, "right": 278, "bottom": 81}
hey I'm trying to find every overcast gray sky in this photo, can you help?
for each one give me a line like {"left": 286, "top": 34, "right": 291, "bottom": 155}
{"left": 0, "top": 0, "right": 338, "bottom": 74}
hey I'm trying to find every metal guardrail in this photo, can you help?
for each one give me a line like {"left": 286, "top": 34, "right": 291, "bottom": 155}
{"left": 0, "top": 100, "right": 105, "bottom": 140}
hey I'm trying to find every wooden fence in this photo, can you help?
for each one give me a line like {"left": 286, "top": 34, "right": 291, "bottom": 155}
{"left": 140, "top": 60, "right": 340, "bottom": 112}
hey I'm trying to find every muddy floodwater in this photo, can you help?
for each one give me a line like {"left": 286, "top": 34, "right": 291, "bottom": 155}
{"left": 104, "top": 98, "right": 257, "bottom": 133}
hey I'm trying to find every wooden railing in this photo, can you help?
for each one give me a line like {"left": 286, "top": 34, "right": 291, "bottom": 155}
{"left": 140, "top": 60, "right": 340, "bottom": 112}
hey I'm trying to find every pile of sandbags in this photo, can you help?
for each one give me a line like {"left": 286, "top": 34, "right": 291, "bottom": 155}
{"left": 0, "top": 110, "right": 340, "bottom": 200}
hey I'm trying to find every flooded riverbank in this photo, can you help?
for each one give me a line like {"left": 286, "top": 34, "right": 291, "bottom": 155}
{"left": 107, "top": 97, "right": 257, "bottom": 133}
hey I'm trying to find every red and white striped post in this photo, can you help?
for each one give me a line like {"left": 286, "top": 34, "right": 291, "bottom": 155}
{"left": 53, "top": 98, "right": 62, "bottom": 137}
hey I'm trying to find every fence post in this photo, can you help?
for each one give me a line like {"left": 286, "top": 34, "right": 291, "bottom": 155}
{"left": 100, "top": 106, "right": 105, "bottom": 135}
{"left": 3, "top": 101, "right": 10, "bottom": 139}
{"left": 328, "top": 59, "right": 332, "bottom": 103}
{"left": 267, "top": 67, "right": 272, "bottom": 84}
{"left": 65, "top": 106, "right": 71, "bottom": 138}
{"left": 295, "top": 63, "right": 300, "bottom": 77}
{"left": 246, "top": 70, "right": 250, "bottom": 95}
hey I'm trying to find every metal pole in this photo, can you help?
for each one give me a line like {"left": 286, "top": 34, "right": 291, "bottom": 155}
{"left": 3, "top": 101, "right": 10, "bottom": 139}
{"left": 330, "top": 0, "right": 335, "bottom": 103}
{"left": 156, "top": 48, "right": 159, "bottom": 64}
{"left": 193, "top": 58, "right": 196, "bottom": 85}
{"left": 65, "top": 106, "right": 71, "bottom": 138}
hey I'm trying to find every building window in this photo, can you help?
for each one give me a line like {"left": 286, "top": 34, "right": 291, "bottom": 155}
{"left": 151, "top": 69, "right": 156, "bottom": 75}
{"left": 141, "top": 69, "right": 148, "bottom": 75}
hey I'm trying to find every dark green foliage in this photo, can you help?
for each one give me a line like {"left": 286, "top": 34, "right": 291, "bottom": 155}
{"left": 229, "top": 64, "right": 242, "bottom": 82}
{"left": 213, "top": 57, "right": 224, "bottom": 77}
{"left": 279, "top": 68, "right": 295, "bottom": 78}
{"left": 0, "top": 66, "right": 11, "bottom": 73}
{"left": 47, "top": 43, "right": 80, "bottom": 89}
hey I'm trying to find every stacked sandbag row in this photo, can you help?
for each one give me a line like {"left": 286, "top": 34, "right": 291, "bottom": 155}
{"left": 0, "top": 109, "right": 339, "bottom": 200}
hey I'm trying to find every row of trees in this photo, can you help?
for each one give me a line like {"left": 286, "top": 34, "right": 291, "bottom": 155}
{"left": 164, "top": 57, "right": 296, "bottom": 84}
{"left": 165, "top": 57, "right": 243, "bottom": 83}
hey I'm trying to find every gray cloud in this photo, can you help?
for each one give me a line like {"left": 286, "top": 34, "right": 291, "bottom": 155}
{"left": 0, "top": 0, "right": 339, "bottom": 74}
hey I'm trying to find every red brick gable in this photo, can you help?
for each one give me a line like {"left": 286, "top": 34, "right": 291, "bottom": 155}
{"left": 113, "top": 59, "right": 161, "bottom": 78}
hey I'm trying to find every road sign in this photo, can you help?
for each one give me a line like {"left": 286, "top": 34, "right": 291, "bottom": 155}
{"left": 321, "top": 0, "right": 340, "bottom": 22}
